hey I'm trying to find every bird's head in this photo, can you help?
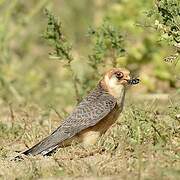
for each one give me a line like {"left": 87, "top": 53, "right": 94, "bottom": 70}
{"left": 104, "top": 68, "right": 131, "bottom": 86}
{"left": 101, "top": 68, "right": 132, "bottom": 98}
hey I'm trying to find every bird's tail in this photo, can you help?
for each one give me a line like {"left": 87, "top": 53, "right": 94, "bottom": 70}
{"left": 14, "top": 130, "right": 64, "bottom": 160}
{"left": 22, "top": 139, "right": 59, "bottom": 156}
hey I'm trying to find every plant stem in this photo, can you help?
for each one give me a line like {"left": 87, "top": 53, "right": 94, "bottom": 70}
{"left": 67, "top": 62, "right": 80, "bottom": 103}
{"left": 112, "top": 49, "right": 117, "bottom": 67}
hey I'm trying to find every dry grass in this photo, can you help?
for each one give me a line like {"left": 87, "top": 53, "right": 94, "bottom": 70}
{"left": 0, "top": 95, "right": 179, "bottom": 180}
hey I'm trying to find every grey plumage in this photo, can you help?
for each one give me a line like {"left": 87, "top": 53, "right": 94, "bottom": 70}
{"left": 21, "top": 84, "right": 117, "bottom": 156}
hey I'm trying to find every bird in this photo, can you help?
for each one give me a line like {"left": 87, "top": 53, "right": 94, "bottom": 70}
{"left": 15, "top": 68, "right": 138, "bottom": 158}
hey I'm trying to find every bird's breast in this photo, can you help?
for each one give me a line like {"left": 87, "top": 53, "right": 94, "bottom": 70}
{"left": 59, "top": 104, "right": 123, "bottom": 148}
{"left": 77, "top": 105, "right": 121, "bottom": 146}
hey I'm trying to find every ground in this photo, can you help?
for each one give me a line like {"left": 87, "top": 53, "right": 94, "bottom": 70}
{"left": 0, "top": 93, "right": 179, "bottom": 180}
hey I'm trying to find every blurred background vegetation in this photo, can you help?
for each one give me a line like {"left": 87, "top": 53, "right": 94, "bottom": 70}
{"left": 0, "top": 0, "right": 179, "bottom": 109}
{"left": 0, "top": 1, "right": 179, "bottom": 179}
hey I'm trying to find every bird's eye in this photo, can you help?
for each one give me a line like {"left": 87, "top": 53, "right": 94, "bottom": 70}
{"left": 115, "top": 72, "right": 124, "bottom": 79}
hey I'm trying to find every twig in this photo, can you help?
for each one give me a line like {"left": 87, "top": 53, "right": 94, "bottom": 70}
{"left": 44, "top": 9, "right": 80, "bottom": 103}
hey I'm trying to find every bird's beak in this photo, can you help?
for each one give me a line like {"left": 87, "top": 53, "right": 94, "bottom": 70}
{"left": 121, "top": 75, "right": 131, "bottom": 85}
{"left": 124, "top": 75, "right": 131, "bottom": 82}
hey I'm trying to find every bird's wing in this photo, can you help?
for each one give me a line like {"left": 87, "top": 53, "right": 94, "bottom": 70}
{"left": 21, "top": 87, "right": 116, "bottom": 156}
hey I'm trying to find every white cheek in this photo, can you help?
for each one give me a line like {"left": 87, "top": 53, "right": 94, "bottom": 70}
{"left": 108, "top": 76, "right": 117, "bottom": 87}
{"left": 105, "top": 76, "right": 125, "bottom": 98}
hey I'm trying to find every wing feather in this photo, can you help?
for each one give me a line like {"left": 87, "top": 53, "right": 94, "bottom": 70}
{"left": 21, "top": 86, "right": 116, "bottom": 156}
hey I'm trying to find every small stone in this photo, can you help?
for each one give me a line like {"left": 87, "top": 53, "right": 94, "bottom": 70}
{"left": 175, "top": 114, "right": 180, "bottom": 120}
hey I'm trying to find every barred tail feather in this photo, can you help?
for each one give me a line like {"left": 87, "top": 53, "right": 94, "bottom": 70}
{"left": 22, "top": 142, "right": 59, "bottom": 156}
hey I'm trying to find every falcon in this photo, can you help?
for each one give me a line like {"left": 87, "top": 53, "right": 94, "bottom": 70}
{"left": 16, "top": 68, "right": 139, "bottom": 157}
